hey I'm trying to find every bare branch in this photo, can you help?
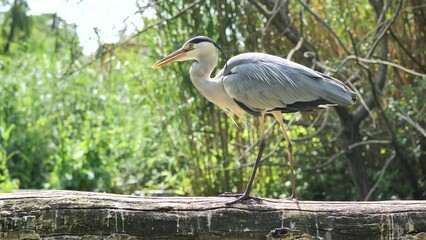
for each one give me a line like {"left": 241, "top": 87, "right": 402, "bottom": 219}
{"left": 286, "top": 37, "right": 304, "bottom": 61}
{"left": 249, "top": 0, "right": 319, "bottom": 66}
{"left": 347, "top": 29, "right": 369, "bottom": 69}
{"left": 396, "top": 112, "right": 426, "bottom": 139}
{"left": 260, "top": 0, "right": 288, "bottom": 42}
{"left": 355, "top": 20, "right": 387, "bottom": 49}
{"left": 248, "top": 0, "right": 274, "bottom": 16}
{"left": 364, "top": 151, "right": 396, "bottom": 201}
{"left": 292, "top": 109, "right": 329, "bottom": 142}
{"left": 131, "top": 0, "right": 204, "bottom": 39}
{"left": 339, "top": 55, "right": 426, "bottom": 77}
{"left": 295, "top": 0, "right": 351, "bottom": 55}
{"left": 389, "top": 29, "right": 426, "bottom": 73}
{"left": 58, "top": 0, "right": 204, "bottom": 78}
{"left": 345, "top": 29, "right": 377, "bottom": 129}
{"left": 302, "top": 140, "right": 391, "bottom": 171}
{"left": 366, "top": 0, "right": 401, "bottom": 58}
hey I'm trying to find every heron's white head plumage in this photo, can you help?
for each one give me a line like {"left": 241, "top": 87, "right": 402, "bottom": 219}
{"left": 183, "top": 41, "right": 218, "bottom": 61}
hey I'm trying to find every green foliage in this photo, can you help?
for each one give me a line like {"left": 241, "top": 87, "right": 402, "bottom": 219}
{"left": 0, "top": 120, "right": 19, "bottom": 191}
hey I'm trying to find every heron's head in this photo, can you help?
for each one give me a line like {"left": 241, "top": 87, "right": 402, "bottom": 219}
{"left": 152, "top": 36, "right": 226, "bottom": 68}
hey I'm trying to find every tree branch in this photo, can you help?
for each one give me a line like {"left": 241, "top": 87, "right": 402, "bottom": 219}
{"left": 292, "top": 109, "right": 329, "bottom": 142}
{"left": 338, "top": 55, "right": 426, "bottom": 77}
{"left": 58, "top": 0, "right": 205, "bottom": 79}
{"left": 295, "top": 0, "right": 352, "bottom": 55}
{"left": 286, "top": 37, "right": 304, "bottom": 61}
{"left": 353, "top": 0, "right": 397, "bottom": 125}
{"left": 389, "top": 29, "right": 426, "bottom": 73}
{"left": 366, "top": 0, "right": 392, "bottom": 58}
{"left": 365, "top": 151, "right": 396, "bottom": 200}
{"left": 249, "top": 0, "right": 319, "bottom": 66}
{"left": 260, "top": 0, "right": 288, "bottom": 43}
{"left": 302, "top": 140, "right": 391, "bottom": 171}
{"left": 396, "top": 112, "right": 426, "bottom": 139}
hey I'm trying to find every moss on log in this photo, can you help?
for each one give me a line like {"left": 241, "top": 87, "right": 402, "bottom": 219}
{"left": 0, "top": 190, "right": 425, "bottom": 239}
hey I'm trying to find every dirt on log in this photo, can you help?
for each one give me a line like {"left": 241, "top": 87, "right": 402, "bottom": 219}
{"left": 0, "top": 190, "right": 425, "bottom": 239}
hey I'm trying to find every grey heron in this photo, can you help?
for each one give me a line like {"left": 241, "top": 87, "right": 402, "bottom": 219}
{"left": 152, "top": 36, "right": 356, "bottom": 204}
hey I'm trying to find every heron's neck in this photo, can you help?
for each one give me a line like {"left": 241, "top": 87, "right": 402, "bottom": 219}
{"left": 189, "top": 55, "right": 217, "bottom": 82}
{"left": 189, "top": 55, "right": 226, "bottom": 107}
{"left": 188, "top": 54, "right": 245, "bottom": 118}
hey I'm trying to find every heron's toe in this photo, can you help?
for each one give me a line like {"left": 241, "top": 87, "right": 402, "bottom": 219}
{"left": 221, "top": 194, "right": 263, "bottom": 205}
{"left": 219, "top": 192, "right": 244, "bottom": 197}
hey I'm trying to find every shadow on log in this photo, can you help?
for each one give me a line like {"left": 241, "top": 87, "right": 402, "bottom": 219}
{"left": 0, "top": 190, "right": 425, "bottom": 239}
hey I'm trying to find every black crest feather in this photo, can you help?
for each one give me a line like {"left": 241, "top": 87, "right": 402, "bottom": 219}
{"left": 187, "top": 36, "right": 228, "bottom": 67}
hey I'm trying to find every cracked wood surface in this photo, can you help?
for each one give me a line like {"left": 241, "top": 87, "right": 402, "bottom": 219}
{"left": 0, "top": 190, "right": 425, "bottom": 239}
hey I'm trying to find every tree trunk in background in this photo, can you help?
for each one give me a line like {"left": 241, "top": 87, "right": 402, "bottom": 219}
{"left": 335, "top": 108, "right": 368, "bottom": 200}
{"left": 3, "top": 11, "right": 16, "bottom": 54}
{"left": 2, "top": 0, "right": 30, "bottom": 54}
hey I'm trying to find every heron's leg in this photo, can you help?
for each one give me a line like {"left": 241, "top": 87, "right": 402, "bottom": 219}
{"left": 220, "top": 112, "right": 266, "bottom": 205}
{"left": 272, "top": 112, "right": 297, "bottom": 200}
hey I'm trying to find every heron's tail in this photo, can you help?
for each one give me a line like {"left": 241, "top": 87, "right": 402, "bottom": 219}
{"left": 350, "top": 90, "right": 357, "bottom": 102}
{"left": 322, "top": 78, "right": 357, "bottom": 106}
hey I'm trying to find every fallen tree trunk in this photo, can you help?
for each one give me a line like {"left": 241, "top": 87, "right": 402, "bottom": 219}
{"left": 0, "top": 190, "right": 425, "bottom": 239}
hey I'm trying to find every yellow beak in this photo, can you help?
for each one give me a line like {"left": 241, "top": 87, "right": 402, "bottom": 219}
{"left": 152, "top": 48, "right": 188, "bottom": 69}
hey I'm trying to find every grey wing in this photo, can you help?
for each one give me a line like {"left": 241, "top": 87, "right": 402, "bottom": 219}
{"left": 222, "top": 53, "right": 355, "bottom": 114}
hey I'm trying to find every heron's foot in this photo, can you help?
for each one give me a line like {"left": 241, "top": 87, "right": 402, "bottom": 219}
{"left": 219, "top": 192, "right": 263, "bottom": 205}
{"left": 282, "top": 194, "right": 298, "bottom": 202}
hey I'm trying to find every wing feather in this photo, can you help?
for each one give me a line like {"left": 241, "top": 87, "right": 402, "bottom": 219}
{"left": 222, "top": 53, "right": 355, "bottom": 113}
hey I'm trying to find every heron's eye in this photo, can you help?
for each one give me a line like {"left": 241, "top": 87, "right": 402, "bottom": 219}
{"left": 187, "top": 43, "right": 194, "bottom": 49}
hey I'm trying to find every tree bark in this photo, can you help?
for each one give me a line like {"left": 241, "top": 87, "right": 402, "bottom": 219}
{"left": 1, "top": 190, "right": 425, "bottom": 240}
